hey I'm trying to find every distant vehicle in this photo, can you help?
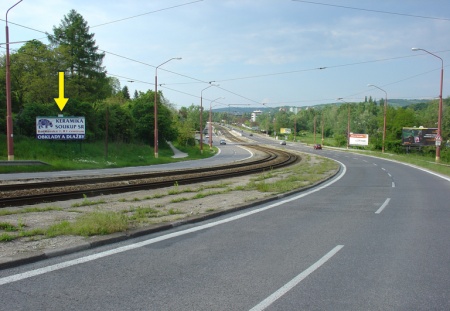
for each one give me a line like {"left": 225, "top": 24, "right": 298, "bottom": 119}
{"left": 249, "top": 133, "right": 253, "bottom": 136}
{"left": 220, "top": 139, "right": 226, "bottom": 145}
{"left": 313, "top": 144, "right": 322, "bottom": 150}
{"left": 280, "top": 140, "right": 286, "bottom": 145}
{"left": 205, "top": 135, "right": 209, "bottom": 138}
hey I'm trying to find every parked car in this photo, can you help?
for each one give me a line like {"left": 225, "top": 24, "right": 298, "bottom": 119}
{"left": 313, "top": 144, "right": 322, "bottom": 150}
{"left": 220, "top": 139, "right": 226, "bottom": 145}
{"left": 280, "top": 140, "right": 286, "bottom": 145}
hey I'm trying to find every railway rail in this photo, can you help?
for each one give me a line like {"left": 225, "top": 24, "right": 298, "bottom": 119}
{"left": 0, "top": 129, "right": 299, "bottom": 208}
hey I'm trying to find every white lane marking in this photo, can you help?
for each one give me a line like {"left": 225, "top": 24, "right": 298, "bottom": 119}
{"left": 381, "top": 167, "right": 386, "bottom": 171}
{"left": 392, "top": 182, "right": 395, "bottom": 188}
{"left": 0, "top": 162, "right": 348, "bottom": 286}
{"left": 249, "top": 245, "right": 344, "bottom": 311}
{"left": 375, "top": 198, "right": 391, "bottom": 214}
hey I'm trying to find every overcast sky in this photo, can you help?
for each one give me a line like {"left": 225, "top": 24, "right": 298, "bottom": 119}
{"left": 2, "top": 0, "right": 450, "bottom": 109}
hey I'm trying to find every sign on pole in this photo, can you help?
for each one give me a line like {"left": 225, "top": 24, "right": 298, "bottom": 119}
{"left": 36, "top": 116, "right": 85, "bottom": 140}
{"left": 349, "top": 134, "right": 369, "bottom": 146}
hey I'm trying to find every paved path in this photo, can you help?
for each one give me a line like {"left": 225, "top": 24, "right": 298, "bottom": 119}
{"left": 167, "top": 142, "right": 188, "bottom": 158}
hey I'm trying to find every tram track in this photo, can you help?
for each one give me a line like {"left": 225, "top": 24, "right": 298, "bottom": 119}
{"left": 0, "top": 129, "right": 299, "bottom": 208}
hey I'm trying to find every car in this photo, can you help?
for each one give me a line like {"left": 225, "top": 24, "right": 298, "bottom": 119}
{"left": 219, "top": 139, "right": 226, "bottom": 145}
{"left": 249, "top": 133, "right": 253, "bottom": 136}
{"left": 313, "top": 144, "right": 322, "bottom": 150}
{"left": 280, "top": 140, "right": 286, "bottom": 145}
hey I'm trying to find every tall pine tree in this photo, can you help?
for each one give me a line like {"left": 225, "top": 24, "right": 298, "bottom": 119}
{"left": 48, "top": 10, "right": 111, "bottom": 102}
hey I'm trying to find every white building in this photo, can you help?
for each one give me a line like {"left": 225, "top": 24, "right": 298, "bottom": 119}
{"left": 250, "top": 110, "right": 262, "bottom": 122}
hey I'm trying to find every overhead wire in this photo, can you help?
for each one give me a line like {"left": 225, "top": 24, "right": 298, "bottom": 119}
{"left": 2, "top": 1, "right": 449, "bottom": 106}
{"left": 291, "top": 0, "right": 450, "bottom": 22}
{"left": 91, "top": 0, "right": 204, "bottom": 28}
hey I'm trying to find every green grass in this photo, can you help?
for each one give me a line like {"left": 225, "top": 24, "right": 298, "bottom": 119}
{"left": 71, "top": 195, "right": 106, "bottom": 207}
{"left": 0, "top": 206, "right": 63, "bottom": 216}
{"left": 244, "top": 157, "right": 338, "bottom": 193}
{"left": 0, "top": 135, "right": 215, "bottom": 173}
{"left": 0, "top": 233, "right": 15, "bottom": 242}
{"left": 45, "top": 211, "right": 129, "bottom": 237}
{"left": 0, "top": 222, "right": 19, "bottom": 232}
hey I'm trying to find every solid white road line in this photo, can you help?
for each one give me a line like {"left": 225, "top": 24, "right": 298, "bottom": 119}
{"left": 375, "top": 198, "right": 391, "bottom": 214}
{"left": 249, "top": 245, "right": 344, "bottom": 311}
{"left": 0, "top": 161, "right": 347, "bottom": 286}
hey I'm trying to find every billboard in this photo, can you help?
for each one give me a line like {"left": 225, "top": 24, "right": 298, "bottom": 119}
{"left": 402, "top": 127, "right": 437, "bottom": 146}
{"left": 349, "top": 133, "right": 369, "bottom": 146}
{"left": 36, "top": 116, "right": 85, "bottom": 140}
{"left": 280, "top": 128, "right": 291, "bottom": 134}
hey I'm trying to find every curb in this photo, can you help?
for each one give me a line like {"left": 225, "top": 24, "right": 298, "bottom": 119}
{"left": 0, "top": 160, "right": 49, "bottom": 166}
{"left": 0, "top": 165, "right": 341, "bottom": 270}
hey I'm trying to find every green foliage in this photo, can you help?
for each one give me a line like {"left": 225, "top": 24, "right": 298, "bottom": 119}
{"left": 0, "top": 222, "right": 19, "bottom": 232}
{"left": 0, "top": 233, "right": 15, "bottom": 242}
{"left": 49, "top": 9, "right": 110, "bottom": 102}
{"left": 71, "top": 195, "right": 106, "bottom": 207}
{"left": 46, "top": 211, "right": 128, "bottom": 237}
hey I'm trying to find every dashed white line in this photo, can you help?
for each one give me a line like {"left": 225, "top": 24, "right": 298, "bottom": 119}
{"left": 375, "top": 198, "right": 391, "bottom": 214}
{"left": 249, "top": 245, "right": 344, "bottom": 311}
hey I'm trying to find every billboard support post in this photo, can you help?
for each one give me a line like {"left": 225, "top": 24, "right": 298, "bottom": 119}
{"left": 412, "top": 48, "right": 444, "bottom": 162}
{"left": 367, "top": 84, "right": 387, "bottom": 153}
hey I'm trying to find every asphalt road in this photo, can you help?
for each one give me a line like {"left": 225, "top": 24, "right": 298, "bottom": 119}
{"left": 0, "top": 135, "right": 449, "bottom": 310}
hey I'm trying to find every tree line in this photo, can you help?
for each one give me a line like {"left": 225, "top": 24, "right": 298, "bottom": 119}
{"left": 1, "top": 10, "right": 448, "bottom": 161}
{"left": 211, "top": 97, "right": 449, "bottom": 159}
{"left": 0, "top": 10, "right": 185, "bottom": 147}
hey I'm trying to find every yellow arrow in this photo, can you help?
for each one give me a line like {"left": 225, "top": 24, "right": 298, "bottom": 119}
{"left": 54, "top": 72, "right": 69, "bottom": 111}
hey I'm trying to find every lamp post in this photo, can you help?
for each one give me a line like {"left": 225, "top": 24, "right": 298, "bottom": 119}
{"left": 200, "top": 82, "right": 217, "bottom": 154}
{"left": 337, "top": 98, "right": 351, "bottom": 149}
{"left": 367, "top": 84, "right": 387, "bottom": 153}
{"left": 412, "top": 47, "right": 444, "bottom": 162}
{"left": 294, "top": 109, "right": 297, "bottom": 142}
{"left": 5, "top": 0, "right": 23, "bottom": 161}
{"left": 154, "top": 57, "right": 181, "bottom": 158}
{"left": 209, "top": 97, "right": 224, "bottom": 149}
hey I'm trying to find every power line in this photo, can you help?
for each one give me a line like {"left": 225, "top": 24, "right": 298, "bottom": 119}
{"left": 91, "top": 0, "right": 204, "bottom": 28}
{"left": 292, "top": 0, "right": 450, "bottom": 21}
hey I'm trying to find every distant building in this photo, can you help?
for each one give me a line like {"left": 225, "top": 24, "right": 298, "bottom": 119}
{"left": 250, "top": 110, "right": 262, "bottom": 122}
{"left": 289, "top": 107, "right": 301, "bottom": 114}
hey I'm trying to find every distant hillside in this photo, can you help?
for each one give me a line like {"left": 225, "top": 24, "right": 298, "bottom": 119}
{"left": 212, "top": 99, "right": 433, "bottom": 113}
{"left": 387, "top": 99, "right": 432, "bottom": 107}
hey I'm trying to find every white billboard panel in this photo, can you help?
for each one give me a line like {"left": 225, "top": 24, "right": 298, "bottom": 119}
{"left": 349, "top": 133, "right": 369, "bottom": 146}
{"left": 36, "top": 116, "right": 85, "bottom": 140}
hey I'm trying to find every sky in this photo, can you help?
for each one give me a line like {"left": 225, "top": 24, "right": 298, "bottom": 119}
{"left": 1, "top": 0, "right": 450, "bottom": 109}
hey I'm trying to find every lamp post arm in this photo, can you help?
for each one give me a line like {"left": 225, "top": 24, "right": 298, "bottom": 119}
{"left": 153, "top": 57, "right": 181, "bottom": 158}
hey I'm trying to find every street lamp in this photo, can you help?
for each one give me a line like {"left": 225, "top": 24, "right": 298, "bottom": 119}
{"left": 209, "top": 97, "right": 224, "bottom": 148}
{"left": 412, "top": 47, "right": 444, "bottom": 162}
{"left": 5, "top": 0, "right": 23, "bottom": 161}
{"left": 337, "top": 98, "right": 351, "bottom": 149}
{"left": 154, "top": 57, "right": 181, "bottom": 158}
{"left": 200, "top": 82, "right": 218, "bottom": 154}
{"left": 367, "top": 84, "right": 388, "bottom": 153}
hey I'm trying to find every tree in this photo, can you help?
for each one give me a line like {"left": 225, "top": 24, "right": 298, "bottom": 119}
{"left": 122, "top": 86, "right": 130, "bottom": 100}
{"left": 129, "top": 90, "right": 177, "bottom": 145}
{"left": 10, "top": 40, "right": 59, "bottom": 108}
{"left": 48, "top": 10, "right": 110, "bottom": 102}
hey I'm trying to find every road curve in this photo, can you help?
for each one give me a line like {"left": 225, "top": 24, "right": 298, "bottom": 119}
{"left": 0, "top": 135, "right": 449, "bottom": 310}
